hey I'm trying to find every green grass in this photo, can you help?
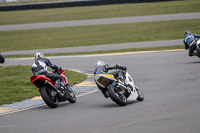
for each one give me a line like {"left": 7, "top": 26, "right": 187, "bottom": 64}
{"left": 0, "top": 19, "right": 200, "bottom": 52}
{"left": 0, "top": 0, "right": 75, "bottom": 6}
{"left": 0, "top": 0, "right": 199, "bottom": 25}
{"left": 0, "top": 65, "right": 87, "bottom": 105}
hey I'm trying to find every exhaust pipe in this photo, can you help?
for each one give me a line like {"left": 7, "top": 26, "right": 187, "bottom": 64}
{"left": 117, "top": 82, "right": 127, "bottom": 91}
{"left": 44, "top": 80, "right": 64, "bottom": 96}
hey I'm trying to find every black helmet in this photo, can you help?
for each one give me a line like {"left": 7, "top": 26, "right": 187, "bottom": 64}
{"left": 184, "top": 30, "right": 191, "bottom": 36}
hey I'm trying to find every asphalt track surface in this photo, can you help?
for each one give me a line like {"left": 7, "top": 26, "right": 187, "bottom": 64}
{"left": 1, "top": 50, "right": 200, "bottom": 133}
{"left": 1, "top": 13, "right": 200, "bottom": 133}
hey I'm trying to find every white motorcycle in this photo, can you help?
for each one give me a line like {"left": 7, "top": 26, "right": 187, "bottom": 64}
{"left": 194, "top": 38, "right": 200, "bottom": 56}
{"left": 94, "top": 70, "right": 144, "bottom": 106}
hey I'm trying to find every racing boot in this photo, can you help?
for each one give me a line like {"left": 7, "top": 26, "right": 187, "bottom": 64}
{"left": 117, "top": 76, "right": 127, "bottom": 86}
{"left": 101, "top": 90, "right": 109, "bottom": 98}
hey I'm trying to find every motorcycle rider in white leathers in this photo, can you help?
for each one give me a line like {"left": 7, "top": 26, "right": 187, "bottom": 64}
{"left": 94, "top": 61, "right": 127, "bottom": 98}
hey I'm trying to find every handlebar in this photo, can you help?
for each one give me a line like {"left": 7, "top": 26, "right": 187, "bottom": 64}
{"left": 53, "top": 67, "right": 62, "bottom": 75}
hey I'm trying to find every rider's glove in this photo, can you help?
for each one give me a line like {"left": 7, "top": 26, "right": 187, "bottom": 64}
{"left": 55, "top": 67, "right": 62, "bottom": 74}
{"left": 115, "top": 64, "right": 127, "bottom": 70}
{"left": 194, "top": 35, "right": 200, "bottom": 39}
{"left": 119, "top": 66, "right": 127, "bottom": 70}
{"left": 58, "top": 67, "right": 62, "bottom": 71}
{"left": 122, "top": 66, "right": 127, "bottom": 70}
{"left": 115, "top": 64, "right": 119, "bottom": 68}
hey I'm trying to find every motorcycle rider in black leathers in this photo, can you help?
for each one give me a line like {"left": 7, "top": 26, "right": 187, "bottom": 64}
{"left": 31, "top": 52, "right": 62, "bottom": 89}
{"left": 94, "top": 60, "right": 127, "bottom": 98}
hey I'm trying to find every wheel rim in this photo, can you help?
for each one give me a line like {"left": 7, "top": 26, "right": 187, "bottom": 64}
{"left": 68, "top": 87, "right": 75, "bottom": 98}
{"left": 47, "top": 89, "right": 57, "bottom": 102}
{"left": 114, "top": 88, "right": 126, "bottom": 102}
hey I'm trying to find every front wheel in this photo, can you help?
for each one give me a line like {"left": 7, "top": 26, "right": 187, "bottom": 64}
{"left": 67, "top": 86, "right": 76, "bottom": 103}
{"left": 108, "top": 87, "right": 127, "bottom": 106}
{"left": 40, "top": 86, "right": 59, "bottom": 108}
{"left": 0, "top": 54, "right": 5, "bottom": 63}
{"left": 136, "top": 88, "right": 144, "bottom": 101}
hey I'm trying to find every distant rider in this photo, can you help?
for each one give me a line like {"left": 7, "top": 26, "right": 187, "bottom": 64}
{"left": 183, "top": 30, "right": 200, "bottom": 57}
{"left": 94, "top": 60, "right": 127, "bottom": 98}
{"left": 0, "top": 52, "right": 5, "bottom": 63}
{"left": 31, "top": 52, "right": 62, "bottom": 88}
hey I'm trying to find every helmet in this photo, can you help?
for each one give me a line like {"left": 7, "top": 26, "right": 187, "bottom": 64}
{"left": 95, "top": 60, "right": 105, "bottom": 68}
{"left": 184, "top": 30, "right": 191, "bottom": 36}
{"left": 34, "top": 52, "right": 44, "bottom": 60}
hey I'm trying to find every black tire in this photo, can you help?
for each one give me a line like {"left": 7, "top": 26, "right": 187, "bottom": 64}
{"left": 40, "top": 86, "right": 59, "bottom": 108}
{"left": 67, "top": 86, "right": 76, "bottom": 103}
{"left": 136, "top": 88, "right": 144, "bottom": 101}
{"left": 108, "top": 87, "right": 127, "bottom": 106}
{"left": 0, "top": 54, "right": 5, "bottom": 63}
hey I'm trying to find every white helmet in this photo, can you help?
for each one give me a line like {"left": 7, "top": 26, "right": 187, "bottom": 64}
{"left": 34, "top": 52, "right": 44, "bottom": 60}
{"left": 95, "top": 60, "right": 105, "bottom": 68}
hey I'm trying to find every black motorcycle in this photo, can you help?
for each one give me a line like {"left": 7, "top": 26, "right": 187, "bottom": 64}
{"left": 0, "top": 53, "right": 5, "bottom": 63}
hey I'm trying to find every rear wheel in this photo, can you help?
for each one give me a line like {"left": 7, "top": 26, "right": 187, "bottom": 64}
{"left": 108, "top": 87, "right": 127, "bottom": 106}
{"left": 67, "top": 86, "right": 76, "bottom": 103}
{"left": 40, "top": 86, "right": 59, "bottom": 108}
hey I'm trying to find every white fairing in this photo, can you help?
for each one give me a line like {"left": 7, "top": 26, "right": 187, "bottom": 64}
{"left": 94, "top": 71, "right": 139, "bottom": 102}
{"left": 94, "top": 74, "right": 115, "bottom": 88}
{"left": 197, "top": 40, "right": 200, "bottom": 48}
{"left": 195, "top": 39, "right": 200, "bottom": 54}
{"left": 197, "top": 40, "right": 200, "bottom": 45}
{"left": 125, "top": 72, "right": 139, "bottom": 102}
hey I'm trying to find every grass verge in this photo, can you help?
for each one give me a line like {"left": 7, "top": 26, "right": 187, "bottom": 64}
{"left": 0, "top": 19, "right": 199, "bottom": 52}
{"left": 0, "top": 0, "right": 74, "bottom": 6}
{"left": 0, "top": 65, "right": 87, "bottom": 105}
{"left": 0, "top": 0, "right": 199, "bottom": 25}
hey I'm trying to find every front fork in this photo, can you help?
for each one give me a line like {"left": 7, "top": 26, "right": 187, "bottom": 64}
{"left": 109, "top": 81, "right": 130, "bottom": 97}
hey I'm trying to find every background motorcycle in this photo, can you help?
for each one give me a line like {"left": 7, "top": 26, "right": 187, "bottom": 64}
{"left": 94, "top": 69, "right": 144, "bottom": 106}
{"left": 194, "top": 38, "right": 200, "bottom": 57}
{"left": 30, "top": 68, "right": 76, "bottom": 108}
{"left": 0, "top": 53, "right": 5, "bottom": 63}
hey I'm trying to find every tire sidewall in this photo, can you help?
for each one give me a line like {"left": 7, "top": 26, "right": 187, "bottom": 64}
{"left": 67, "top": 86, "right": 76, "bottom": 103}
{"left": 40, "top": 86, "right": 59, "bottom": 108}
{"left": 0, "top": 54, "right": 5, "bottom": 63}
{"left": 108, "top": 87, "right": 127, "bottom": 106}
{"left": 136, "top": 89, "right": 144, "bottom": 101}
